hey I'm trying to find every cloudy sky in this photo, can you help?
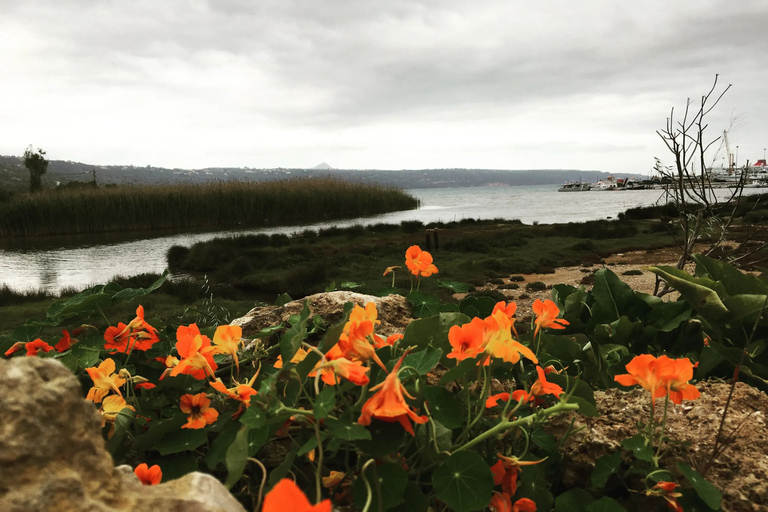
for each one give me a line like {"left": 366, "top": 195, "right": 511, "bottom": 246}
{"left": 1, "top": 1, "right": 767, "bottom": 175}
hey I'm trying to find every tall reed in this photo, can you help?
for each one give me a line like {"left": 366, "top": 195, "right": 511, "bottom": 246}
{"left": 0, "top": 178, "right": 418, "bottom": 237}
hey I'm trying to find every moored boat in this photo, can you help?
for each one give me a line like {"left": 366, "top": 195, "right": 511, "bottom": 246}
{"left": 558, "top": 181, "right": 591, "bottom": 192}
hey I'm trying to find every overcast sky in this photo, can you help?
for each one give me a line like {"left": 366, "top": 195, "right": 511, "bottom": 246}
{"left": 1, "top": 1, "right": 767, "bottom": 175}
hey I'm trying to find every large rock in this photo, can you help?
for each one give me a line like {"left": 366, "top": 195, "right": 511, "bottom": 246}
{"left": 232, "top": 291, "right": 412, "bottom": 339}
{"left": 0, "top": 356, "right": 246, "bottom": 512}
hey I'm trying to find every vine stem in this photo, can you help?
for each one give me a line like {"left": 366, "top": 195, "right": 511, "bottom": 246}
{"left": 360, "top": 459, "right": 376, "bottom": 512}
{"left": 247, "top": 457, "right": 268, "bottom": 511}
{"left": 455, "top": 400, "right": 579, "bottom": 453}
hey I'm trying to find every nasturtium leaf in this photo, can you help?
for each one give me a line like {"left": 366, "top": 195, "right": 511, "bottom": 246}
{"left": 157, "top": 454, "right": 198, "bottom": 482}
{"left": 554, "top": 488, "right": 594, "bottom": 512}
{"left": 406, "top": 292, "right": 441, "bottom": 318}
{"left": 155, "top": 429, "right": 208, "bottom": 455}
{"left": 585, "top": 496, "right": 627, "bottom": 512}
{"left": 438, "top": 357, "right": 478, "bottom": 385}
{"left": 112, "top": 270, "right": 168, "bottom": 302}
{"left": 591, "top": 451, "right": 622, "bottom": 489}
{"left": 646, "top": 266, "right": 728, "bottom": 322}
{"left": 392, "top": 481, "right": 430, "bottom": 512}
{"left": 76, "top": 347, "right": 101, "bottom": 371}
{"left": 432, "top": 451, "right": 493, "bottom": 512}
{"left": 279, "top": 300, "right": 311, "bottom": 364}
{"left": 206, "top": 419, "right": 240, "bottom": 469}
{"left": 298, "top": 432, "right": 326, "bottom": 457}
{"left": 340, "top": 281, "right": 364, "bottom": 289}
{"left": 678, "top": 462, "right": 722, "bottom": 510}
{"left": 133, "top": 414, "right": 187, "bottom": 452}
{"left": 402, "top": 347, "right": 443, "bottom": 375}
{"left": 325, "top": 418, "right": 372, "bottom": 441}
{"left": 225, "top": 426, "right": 250, "bottom": 488}
{"left": 56, "top": 352, "right": 78, "bottom": 372}
{"left": 531, "top": 427, "right": 557, "bottom": 452}
{"left": 517, "top": 463, "right": 554, "bottom": 511}
{"left": 274, "top": 293, "right": 292, "bottom": 306}
{"left": 621, "top": 434, "right": 654, "bottom": 462}
{"left": 439, "top": 279, "right": 470, "bottom": 293}
{"left": 422, "top": 386, "right": 463, "bottom": 429}
{"left": 355, "top": 421, "right": 405, "bottom": 456}
{"left": 314, "top": 386, "right": 336, "bottom": 420}
{"left": 239, "top": 406, "right": 267, "bottom": 429}
{"left": 353, "top": 463, "right": 409, "bottom": 512}
{"left": 439, "top": 303, "right": 460, "bottom": 312}
{"left": 415, "top": 420, "right": 452, "bottom": 454}
{"left": 459, "top": 295, "right": 496, "bottom": 318}
{"left": 267, "top": 444, "right": 298, "bottom": 486}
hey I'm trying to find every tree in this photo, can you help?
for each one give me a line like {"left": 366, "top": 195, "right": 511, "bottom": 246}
{"left": 24, "top": 145, "right": 48, "bottom": 193}
{"left": 654, "top": 75, "right": 767, "bottom": 293}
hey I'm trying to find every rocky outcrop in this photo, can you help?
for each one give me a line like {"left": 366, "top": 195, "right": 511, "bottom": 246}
{"left": 0, "top": 356, "right": 246, "bottom": 512}
{"left": 232, "top": 291, "right": 412, "bottom": 339}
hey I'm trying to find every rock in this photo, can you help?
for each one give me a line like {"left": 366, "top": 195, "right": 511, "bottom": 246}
{"left": 232, "top": 291, "right": 412, "bottom": 339}
{"left": 0, "top": 357, "right": 246, "bottom": 512}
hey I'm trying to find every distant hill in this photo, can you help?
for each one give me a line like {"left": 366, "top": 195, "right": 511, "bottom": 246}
{"left": 0, "top": 154, "right": 640, "bottom": 193}
{"left": 313, "top": 162, "right": 334, "bottom": 170}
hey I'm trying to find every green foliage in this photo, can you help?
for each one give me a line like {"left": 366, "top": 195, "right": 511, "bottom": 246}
{"left": 0, "top": 177, "right": 418, "bottom": 237}
{"left": 23, "top": 146, "right": 48, "bottom": 193}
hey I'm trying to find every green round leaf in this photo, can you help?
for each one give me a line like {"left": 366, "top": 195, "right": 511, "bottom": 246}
{"left": 422, "top": 386, "right": 463, "bottom": 429}
{"left": 432, "top": 451, "right": 493, "bottom": 512}
{"left": 353, "top": 463, "right": 408, "bottom": 511}
{"left": 678, "top": 462, "right": 722, "bottom": 510}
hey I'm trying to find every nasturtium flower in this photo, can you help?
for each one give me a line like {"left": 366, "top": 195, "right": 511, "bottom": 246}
{"left": 211, "top": 324, "right": 243, "bottom": 371}
{"left": 490, "top": 492, "right": 512, "bottom": 512}
{"left": 490, "top": 454, "right": 546, "bottom": 496}
{"left": 55, "top": 329, "right": 76, "bottom": 352}
{"left": 262, "top": 478, "right": 331, "bottom": 512}
{"left": 615, "top": 354, "right": 700, "bottom": 405}
{"left": 383, "top": 265, "right": 400, "bottom": 276}
{"left": 318, "top": 357, "right": 370, "bottom": 386}
{"left": 210, "top": 372, "right": 259, "bottom": 417}
{"left": 172, "top": 326, "right": 218, "bottom": 380}
{"left": 532, "top": 299, "right": 569, "bottom": 337}
{"left": 655, "top": 355, "right": 701, "bottom": 404}
{"left": 85, "top": 358, "right": 126, "bottom": 403}
{"left": 274, "top": 347, "right": 310, "bottom": 368}
{"left": 134, "top": 463, "right": 162, "bottom": 486}
{"left": 25, "top": 339, "right": 54, "bottom": 357}
{"left": 513, "top": 498, "right": 537, "bottom": 512}
{"left": 103, "top": 306, "right": 160, "bottom": 354}
{"left": 404, "top": 245, "right": 438, "bottom": 277}
{"left": 529, "top": 365, "right": 564, "bottom": 399}
{"left": 100, "top": 395, "right": 135, "bottom": 436}
{"left": 358, "top": 350, "right": 428, "bottom": 435}
{"left": 179, "top": 393, "right": 219, "bottom": 429}
{"left": 134, "top": 382, "right": 156, "bottom": 391}
{"left": 483, "top": 310, "right": 537, "bottom": 365}
{"left": 447, "top": 317, "right": 485, "bottom": 361}
{"left": 485, "top": 389, "right": 531, "bottom": 408}
{"left": 337, "top": 303, "right": 386, "bottom": 369}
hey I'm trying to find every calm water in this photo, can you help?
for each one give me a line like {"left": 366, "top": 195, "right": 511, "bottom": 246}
{"left": 0, "top": 185, "right": 750, "bottom": 293}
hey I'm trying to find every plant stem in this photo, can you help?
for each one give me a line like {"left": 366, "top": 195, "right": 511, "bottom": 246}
{"left": 455, "top": 400, "right": 579, "bottom": 453}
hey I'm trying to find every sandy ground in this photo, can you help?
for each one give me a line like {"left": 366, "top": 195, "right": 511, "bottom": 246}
{"left": 463, "top": 245, "right": 687, "bottom": 323}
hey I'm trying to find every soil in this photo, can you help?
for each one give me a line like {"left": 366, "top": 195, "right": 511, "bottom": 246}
{"left": 549, "top": 381, "right": 768, "bottom": 512}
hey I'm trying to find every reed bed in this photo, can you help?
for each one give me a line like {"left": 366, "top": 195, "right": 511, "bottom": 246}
{"left": 0, "top": 178, "right": 418, "bottom": 237}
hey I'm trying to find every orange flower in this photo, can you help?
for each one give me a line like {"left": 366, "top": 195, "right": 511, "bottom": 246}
{"left": 134, "top": 382, "right": 156, "bottom": 391}
{"left": 616, "top": 354, "right": 700, "bottom": 404}
{"left": 85, "top": 358, "right": 126, "bottom": 403}
{"left": 483, "top": 310, "right": 538, "bottom": 365}
{"left": 513, "top": 498, "right": 537, "bottom": 512}
{"left": 404, "top": 245, "right": 438, "bottom": 277}
{"left": 532, "top": 299, "right": 569, "bottom": 337}
{"left": 100, "top": 395, "right": 135, "bottom": 436}
{"left": 655, "top": 356, "right": 701, "bottom": 404}
{"left": 490, "top": 492, "right": 513, "bottom": 512}
{"left": 25, "top": 339, "right": 54, "bottom": 356}
{"left": 358, "top": 350, "right": 428, "bottom": 435}
{"left": 211, "top": 324, "right": 243, "bottom": 371}
{"left": 210, "top": 372, "right": 259, "bottom": 417}
{"left": 529, "top": 365, "right": 564, "bottom": 399}
{"left": 171, "top": 326, "right": 218, "bottom": 380}
{"left": 650, "top": 481, "right": 683, "bottom": 512}
{"left": 262, "top": 478, "right": 331, "bottom": 512}
{"left": 490, "top": 454, "right": 545, "bottom": 495}
{"left": 179, "top": 393, "right": 219, "bottom": 429}
{"left": 55, "top": 329, "right": 76, "bottom": 352}
{"left": 447, "top": 318, "right": 486, "bottom": 361}
{"left": 383, "top": 265, "right": 401, "bottom": 276}
{"left": 103, "top": 306, "right": 159, "bottom": 354}
{"left": 275, "top": 347, "right": 310, "bottom": 368}
{"left": 377, "top": 333, "right": 403, "bottom": 349}
{"left": 318, "top": 357, "right": 370, "bottom": 386}
{"left": 134, "top": 463, "right": 162, "bottom": 486}
{"left": 485, "top": 389, "right": 531, "bottom": 408}
{"left": 337, "top": 303, "right": 386, "bottom": 369}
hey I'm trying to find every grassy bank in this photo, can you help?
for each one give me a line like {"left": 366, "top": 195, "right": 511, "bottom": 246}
{"left": 167, "top": 216, "right": 678, "bottom": 299}
{"left": 0, "top": 177, "right": 418, "bottom": 237}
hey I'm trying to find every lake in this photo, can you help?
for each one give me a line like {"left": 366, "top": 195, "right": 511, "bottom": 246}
{"left": 0, "top": 185, "right": 752, "bottom": 293}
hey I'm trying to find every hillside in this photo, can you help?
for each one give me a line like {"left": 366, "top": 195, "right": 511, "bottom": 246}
{"left": 0, "top": 154, "right": 638, "bottom": 193}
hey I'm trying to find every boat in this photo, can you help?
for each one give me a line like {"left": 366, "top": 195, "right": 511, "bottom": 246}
{"left": 591, "top": 176, "right": 621, "bottom": 191}
{"left": 558, "top": 181, "right": 591, "bottom": 192}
